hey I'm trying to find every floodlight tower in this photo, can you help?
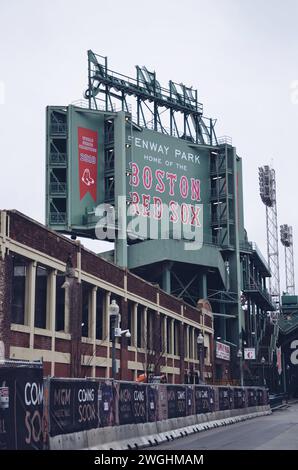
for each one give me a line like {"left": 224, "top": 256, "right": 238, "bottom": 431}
{"left": 258, "top": 166, "right": 281, "bottom": 311}
{"left": 280, "top": 224, "right": 295, "bottom": 295}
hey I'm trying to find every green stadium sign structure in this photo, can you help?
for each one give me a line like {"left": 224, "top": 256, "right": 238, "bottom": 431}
{"left": 46, "top": 51, "right": 278, "bottom": 383}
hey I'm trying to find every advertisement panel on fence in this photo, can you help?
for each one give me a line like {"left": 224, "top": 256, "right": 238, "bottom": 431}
{"left": 0, "top": 367, "right": 15, "bottom": 449}
{"left": 247, "top": 388, "right": 257, "bottom": 407}
{"left": 98, "top": 380, "right": 115, "bottom": 427}
{"left": 218, "top": 387, "right": 232, "bottom": 410}
{"left": 157, "top": 384, "right": 168, "bottom": 421}
{"left": 233, "top": 388, "right": 246, "bottom": 409}
{"left": 147, "top": 385, "right": 158, "bottom": 422}
{"left": 118, "top": 383, "right": 147, "bottom": 425}
{"left": 186, "top": 385, "right": 195, "bottom": 416}
{"left": 49, "top": 380, "right": 99, "bottom": 436}
{"left": 0, "top": 366, "right": 44, "bottom": 450}
{"left": 167, "top": 386, "right": 186, "bottom": 419}
{"left": 194, "top": 386, "right": 212, "bottom": 414}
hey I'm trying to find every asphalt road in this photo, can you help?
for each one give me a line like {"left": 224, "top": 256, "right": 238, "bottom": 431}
{"left": 155, "top": 404, "right": 298, "bottom": 450}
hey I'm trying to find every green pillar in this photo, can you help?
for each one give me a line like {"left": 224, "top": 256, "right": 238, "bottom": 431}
{"left": 114, "top": 111, "right": 127, "bottom": 268}
{"left": 199, "top": 272, "right": 207, "bottom": 299}
{"left": 232, "top": 147, "right": 244, "bottom": 385}
{"left": 162, "top": 262, "right": 172, "bottom": 293}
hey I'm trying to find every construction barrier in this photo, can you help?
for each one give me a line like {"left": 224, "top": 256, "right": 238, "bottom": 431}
{"left": 0, "top": 362, "right": 269, "bottom": 449}
{"left": 0, "top": 361, "right": 45, "bottom": 450}
{"left": 45, "top": 379, "right": 268, "bottom": 440}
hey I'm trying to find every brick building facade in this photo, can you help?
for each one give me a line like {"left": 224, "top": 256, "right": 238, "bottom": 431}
{"left": 0, "top": 210, "right": 214, "bottom": 383}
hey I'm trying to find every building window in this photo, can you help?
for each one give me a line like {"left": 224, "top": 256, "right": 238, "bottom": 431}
{"left": 55, "top": 272, "right": 65, "bottom": 331}
{"left": 167, "top": 318, "right": 171, "bottom": 354}
{"left": 173, "top": 321, "right": 177, "bottom": 355}
{"left": 96, "top": 289, "right": 104, "bottom": 340}
{"left": 127, "top": 301, "right": 132, "bottom": 346}
{"left": 184, "top": 326, "right": 188, "bottom": 357}
{"left": 82, "top": 282, "right": 91, "bottom": 338}
{"left": 11, "top": 257, "right": 27, "bottom": 325}
{"left": 146, "top": 310, "right": 153, "bottom": 350}
{"left": 137, "top": 305, "right": 143, "bottom": 348}
{"left": 35, "top": 265, "right": 48, "bottom": 329}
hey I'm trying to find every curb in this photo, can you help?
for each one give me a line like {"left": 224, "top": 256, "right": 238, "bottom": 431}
{"left": 96, "top": 410, "right": 272, "bottom": 450}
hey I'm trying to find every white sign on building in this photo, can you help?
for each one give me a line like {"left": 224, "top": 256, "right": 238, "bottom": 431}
{"left": 216, "top": 342, "right": 230, "bottom": 361}
{"left": 244, "top": 348, "right": 256, "bottom": 360}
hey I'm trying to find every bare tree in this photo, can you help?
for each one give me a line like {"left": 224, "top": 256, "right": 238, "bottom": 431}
{"left": 137, "top": 312, "right": 166, "bottom": 382}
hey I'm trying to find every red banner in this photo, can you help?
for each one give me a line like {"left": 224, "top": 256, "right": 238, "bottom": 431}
{"left": 78, "top": 127, "right": 98, "bottom": 201}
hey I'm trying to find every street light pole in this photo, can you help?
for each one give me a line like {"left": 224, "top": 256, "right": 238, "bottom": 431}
{"left": 109, "top": 300, "right": 120, "bottom": 379}
{"left": 111, "top": 316, "right": 117, "bottom": 379}
{"left": 237, "top": 347, "right": 244, "bottom": 386}
{"left": 261, "top": 356, "right": 266, "bottom": 386}
{"left": 109, "top": 299, "right": 131, "bottom": 380}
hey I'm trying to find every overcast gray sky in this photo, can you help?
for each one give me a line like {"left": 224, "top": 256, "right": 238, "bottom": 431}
{"left": 0, "top": 0, "right": 297, "bottom": 291}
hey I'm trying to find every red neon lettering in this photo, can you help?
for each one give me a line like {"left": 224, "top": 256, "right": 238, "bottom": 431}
{"left": 180, "top": 176, "right": 189, "bottom": 199}
{"left": 153, "top": 197, "right": 162, "bottom": 219}
{"left": 170, "top": 200, "right": 178, "bottom": 223}
{"left": 166, "top": 173, "right": 177, "bottom": 196}
{"left": 130, "top": 163, "right": 140, "bottom": 187}
{"left": 181, "top": 203, "right": 189, "bottom": 224}
{"left": 129, "top": 191, "right": 140, "bottom": 215}
{"left": 190, "top": 178, "right": 201, "bottom": 201}
{"left": 142, "top": 194, "right": 151, "bottom": 216}
{"left": 190, "top": 205, "right": 201, "bottom": 226}
{"left": 143, "top": 166, "right": 152, "bottom": 190}
{"left": 155, "top": 169, "right": 165, "bottom": 193}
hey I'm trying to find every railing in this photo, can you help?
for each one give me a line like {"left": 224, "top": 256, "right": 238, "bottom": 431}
{"left": 49, "top": 212, "right": 66, "bottom": 224}
{"left": 212, "top": 379, "right": 240, "bottom": 386}
{"left": 217, "top": 135, "right": 232, "bottom": 145}
{"left": 50, "top": 123, "right": 67, "bottom": 134}
{"left": 210, "top": 164, "right": 229, "bottom": 175}
{"left": 250, "top": 242, "right": 270, "bottom": 273}
{"left": 239, "top": 241, "right": 252, "bottom": 252}
{"left": 243, "top": 282, "right": 272, "bottom": 305}
{"left": 49, "top": 152, "right": 67, "bottom": 165}
{"left": 210, "top": 188, "right": 233, "bottom": 199}
{"left": 50, "top": 182, "right": 67, "bottom": 194}
{"left": 211, "top": 216, "right": 233, "bottom": 225}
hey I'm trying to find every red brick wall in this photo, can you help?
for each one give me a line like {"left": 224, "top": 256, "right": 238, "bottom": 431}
{"left": 81, "top": 250, "right": 124, "bottom": 288}
{"left": 0, "top": 254, "right": 12, "bottom": 357}
{"left": 81, "top": 365, "right": 92, "bottom": 377}
{"left": 127, "top": 350, "right": 135, "bottom": 361}
{"left": 34, "top": 335, "right": 51, "bottom": 350}
{"left": 127, "top": 272, "right": 156, "bottom": 302}
{"left": 43, "top": 361, "right": 51, "bottom": 376}
{"left": 81, "top": 342, "right": 93, "bottom": 357}
{"left": 10, "top": 331, "right": 30, "bottom": 348}
{"left": 9, "top": 211, "right": 77, "bottom": 266}
{"left": 96, "top": 366, "right": 106, "bottom": 378}
{"left": 184, "top": 304, "right": 202, "bottom": 323}
{"left": 204, "top": 315, "right": 213, "bottom": 328}
{"left": 159, "top": 290, "right": 182, "bottom": 312}
{"left": 55, "top": 338, "right": 71, "bottom": 353}
{"left": 96, "top": 345, "right": 108, "bottom": 357}
{"left": 54, "top": 362, "right": 70, "bottom": 377}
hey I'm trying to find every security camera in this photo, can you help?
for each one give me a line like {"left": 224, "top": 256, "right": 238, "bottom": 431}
{"left": 125, "top": 331, "right": 131, "bottom": 338}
